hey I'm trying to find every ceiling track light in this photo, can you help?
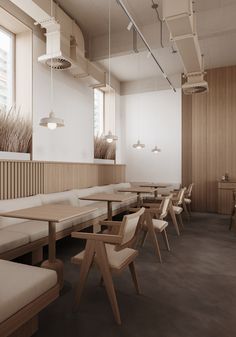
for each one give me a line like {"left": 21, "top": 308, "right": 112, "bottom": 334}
{"left": 116, "top": 0, "right": 176, "bottom": 92}
{"left": 133, "top": 140, "right": 145, "bottom": 150}
{"left": 152, "top": 146, "right": 161, "bottom": 154}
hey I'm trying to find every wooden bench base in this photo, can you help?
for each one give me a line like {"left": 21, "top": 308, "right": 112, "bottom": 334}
{"left": 0, "top": 285, "right": 59, "bottom": 337}
{"left": 9, "top": 316, "right": 38, "bottom": 337}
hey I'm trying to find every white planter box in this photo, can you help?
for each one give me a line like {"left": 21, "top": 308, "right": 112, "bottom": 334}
{"left": 0, "top": 151, "right": 31, "bottom": 161}
{"left": 94, "top": 158, "right": 115, "bottom": 165}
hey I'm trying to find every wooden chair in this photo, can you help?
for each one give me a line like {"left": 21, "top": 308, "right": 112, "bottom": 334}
{"left": 172, "top": 187, "right": 187, "bottom": 228}
{"left": 184, "top": 183, "right": 194, "bottom": 215}
{"left": 229, "top": 189, "right": 236, "bottom": 230}
{"left": 71, "top": 207, "right": 145, "bottom": 325}
{"left": 140, "top": 197, "right": 171, "bottom": 263}
{"left": 142, "top": 193, "right": 181, "bottom": 236}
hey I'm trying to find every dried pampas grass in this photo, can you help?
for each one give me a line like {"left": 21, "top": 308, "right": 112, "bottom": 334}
{"left": 0, "top": 107, "right": 32, "bottom": 153}
{"left": 94, "top": 135, "right": 115, "bottom": 160}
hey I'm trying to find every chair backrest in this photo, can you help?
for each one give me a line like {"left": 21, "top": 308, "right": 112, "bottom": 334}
{"left": 186, "top": 183, "right": 194, "bottom": 198}
{"left": 116, "top": 207, "right": 145, "bottom": 250}
{"left": 160, "top": 197, "right": 171, "bottom": 219}
{"left": 177, "top": 187, "right": 186, "bottom": 205}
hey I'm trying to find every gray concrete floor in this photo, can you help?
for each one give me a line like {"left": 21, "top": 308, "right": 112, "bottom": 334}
{"left": 35, "top": 213, "right": 236, "bottom": 337}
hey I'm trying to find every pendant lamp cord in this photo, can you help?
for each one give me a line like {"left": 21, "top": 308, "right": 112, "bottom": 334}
{"left": 108, "top": 0, "right": 111, "bottom": 132}
{"left": 50, "top": 0, "right": 54, "bottom": 113}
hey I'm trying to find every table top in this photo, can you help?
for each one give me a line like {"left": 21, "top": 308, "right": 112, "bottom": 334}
{"left": 118, "top": 187, "right": 157, "bottom": 194}
{"left": 139, "top": 183, "right": 171, "bottom": 188}
{"left": 80, "top": 192, "right": 134, "bottom": 203}
{"left": 0, "top": 204, "right": 97, "bottom": 223}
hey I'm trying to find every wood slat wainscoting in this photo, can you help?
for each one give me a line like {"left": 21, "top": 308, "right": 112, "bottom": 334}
{"left": 0, "top": 161, "right": 126, "bottom": 199}
{"left": 182, "top": 65, "right": 236, "bottom": 213}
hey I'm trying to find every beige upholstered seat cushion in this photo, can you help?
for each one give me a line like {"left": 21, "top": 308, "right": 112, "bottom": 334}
{"left": 6, "top": 221, "right": 49, "bottom": 242}
{"left": 0, "top": 230, "right": 29, "bottom": 254}
{"left": 184, "top": 198, "right": 191, "bottom": 204}
{"left": 75, "top": 187, "right": 101, "bottom": 207}
{"left": 152, "top": 219, "right": 168, "bottom": 232}
{"left": 6, "top": 219, "right": 72, "bottom": 242}
{"left": 72, "top": 244, "right": 137, "bottom": 270}
{"left": 0, "top": 259, "right": 57, "bottom": 323}
{"left": 0, "top": 195, "right": 42, "bottom": 229}
{"left": 73, "top": 202, "right": 107, "bottom": 227}
{"left": 40, "top": 190, "right": 79, "bottom": 207}
{"left": 173, "top": 206, "right": 183, "bottom": 214}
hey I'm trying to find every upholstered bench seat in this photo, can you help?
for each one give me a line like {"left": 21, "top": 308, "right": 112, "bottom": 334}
{"left": 0, "top": 230, "right": 29, "bottom": 254}
{"left": 0, "top": 183, "right": 135, "bottom": 260}
{"left": 72, "top": 202, "right": 107, "bottom": 227}
{"left": 5, "top": 221, "right": 49, "bottom": 242}
{"left": 0, "top": 259, "right": 57, "bottom": 324}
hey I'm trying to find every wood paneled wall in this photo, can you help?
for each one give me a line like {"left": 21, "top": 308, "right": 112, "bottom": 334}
{"left": 182, "top": 65, "right": 236, "bottom": 212}
{"left": 0, "top": 161, "right": 126, "bottom": 199}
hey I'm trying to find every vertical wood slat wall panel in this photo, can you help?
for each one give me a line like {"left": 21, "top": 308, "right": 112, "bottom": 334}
{"left": 182, "top": 65, "right": 236, "bottom": 212}
{"left": 0, "top": 161, "right": 125, "bottom": 199}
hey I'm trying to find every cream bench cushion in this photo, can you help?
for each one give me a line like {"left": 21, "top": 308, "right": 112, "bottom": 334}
{"left": 73, "top": 202, "right": 107, "bottom": 227}
{"left": 0, "top": 260, "right": 57, "bottom": 323}
{"left": 5, "top": 221, "right": 49, "bottom": 242}
{"left": 40, "top": 190, "right": 79, "bottom": 207}
{"left": 75, "top": 187, "right": 100, "bottom": 207}
{"left": 0, "top": 195, "right": 42, "bottom": 229}
{"left": 0, "top": 230, "right": 29, "bottom": 254}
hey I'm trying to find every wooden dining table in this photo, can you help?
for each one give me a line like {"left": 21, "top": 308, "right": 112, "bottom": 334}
{"left": 0, "top": 204, "right": 97, "bottom": 289}
{"left": 79, "top": 193, "right": 134, "bottom": 221}
{"left": 139, "top": 183, "right": 171, "bottom": 198}
{"left": 118, "top": 187, "right": 157, "bottom": 207}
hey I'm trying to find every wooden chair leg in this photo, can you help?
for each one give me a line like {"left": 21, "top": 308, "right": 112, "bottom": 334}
{"left": 178, "top": 214, "right": 184, "bottom": 229}
{"left": 73, "top": 240, "right": 95, "bottom": 311}
{"left": 129, "top": 261, "right": 141, "bottom": 295}
{"left": 95, "top": 241, "right": 121, "bottom": 325}
{"left": 229, "top": 208, "right": 236, "bottom": 230}
{"left": 169, "top": 205, "right": 180, "bottom": 236}
{"left": 140, "top": 229, "right": 148, "bottom": 247}
{"left": 99, "top": 276, "right": 104, "bottom": 287}
{"left": 183, "top": 200, "right": 190, "bottom": 220}
{"left": 187, "top": 203, "right": 192, "bottom": 216}
{"left": 161, "top": 229, "right": 170, "bottom": 251}
{"left": 146, "top": 214, "right": 162, "bottom": 263}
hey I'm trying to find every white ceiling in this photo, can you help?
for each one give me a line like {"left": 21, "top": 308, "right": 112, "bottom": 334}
{"left": 57, "top": 0, "right": 236, "bottom": 84}
{"left": 99, "top": 48, "right": 184, "bottom": 82}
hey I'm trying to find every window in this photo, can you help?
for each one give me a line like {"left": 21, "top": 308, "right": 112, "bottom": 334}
{"left": 94, "top": 88, "right": 104, "bottom": 137}
{"left": 0, "top": 26, "right": 14, "bottom": 110}
{"left": 94, "top": 86, "right": 116, "bottom": 160}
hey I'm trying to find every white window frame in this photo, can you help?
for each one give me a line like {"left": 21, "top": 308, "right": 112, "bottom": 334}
{"left": 0, "top": 25, "right": 15, "bottom": 110}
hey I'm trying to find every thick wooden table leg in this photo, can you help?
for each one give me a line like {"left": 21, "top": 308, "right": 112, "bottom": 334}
{"left": 107, "top": 201, "right": 113, "bottom": 221}
{"left": 41, "top": 221, "right": 64, "bottom": 290}
{"left": 154, "top": 189, "right": 158, "bottom": 198}
{"left": 137, "top": 193, "right": 142, "bottom": 208}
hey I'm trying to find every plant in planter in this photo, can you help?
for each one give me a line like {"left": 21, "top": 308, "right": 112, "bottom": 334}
{"left": 94, "top": 135, "right": 115, "bottom": 160}
{"left": 0, "top": 106, "right": 32, "bottom": 153}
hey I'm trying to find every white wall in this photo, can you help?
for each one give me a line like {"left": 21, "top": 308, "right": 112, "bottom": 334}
{"left": 121, "top": 89, "right": 182, "bottom": 183}
{"left": 32, "top": 34, "right": 125, "bottom": 164}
